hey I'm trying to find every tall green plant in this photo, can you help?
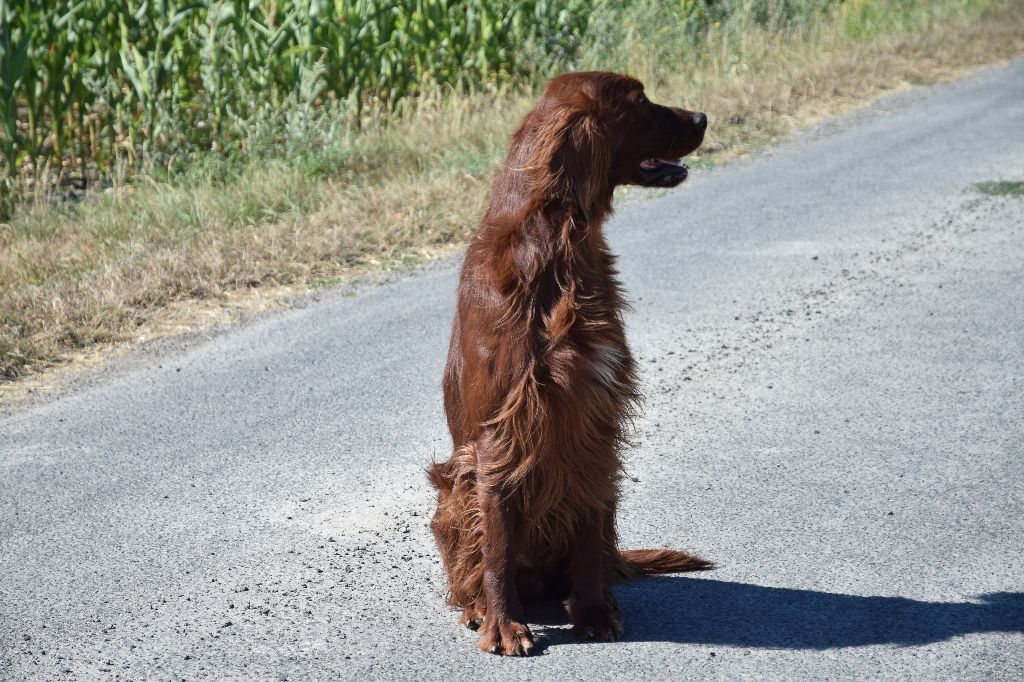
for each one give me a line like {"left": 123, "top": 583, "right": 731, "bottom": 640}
{"left": 0, "top": 0, "right": 952, "bottom": 215}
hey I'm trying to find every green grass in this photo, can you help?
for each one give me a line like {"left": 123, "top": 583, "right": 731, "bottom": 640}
{"left": 0, "top": 0, "right": 859, "bottom": 214}
{"left": 974, "top": 180, "right": 1024, "bottom": 196}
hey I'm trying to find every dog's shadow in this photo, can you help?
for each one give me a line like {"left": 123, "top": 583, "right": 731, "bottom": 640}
{"left": 524, "top": 576, "right": 1024, "bottom": 652}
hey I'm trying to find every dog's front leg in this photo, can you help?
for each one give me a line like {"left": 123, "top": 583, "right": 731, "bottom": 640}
{"left": 566, "top": 513, "right": 623, "bottom": 641}
{"left": 476, "top": 474, "right": 535, "bottom": 656}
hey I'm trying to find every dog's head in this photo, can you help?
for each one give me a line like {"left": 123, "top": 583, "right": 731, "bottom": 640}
{"left": 521, "top": 71, "right": 706, "bottom": 214}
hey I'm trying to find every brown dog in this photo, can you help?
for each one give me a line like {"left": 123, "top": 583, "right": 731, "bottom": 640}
{"left": 428, "top": 71, "right": 710, "bottom": 656}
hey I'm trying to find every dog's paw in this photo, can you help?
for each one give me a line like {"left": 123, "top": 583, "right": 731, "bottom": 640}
{"left": 571, "top": 608, "right": 623, "bottom": 641}
{"left": 479, "top": 618, "right": 535, "bottom": 656}
{"left": 459, "top": 606, "right": 483, "bottom": 630}
{"left": 567, "top": 594, "right": 623, "bottom": 642}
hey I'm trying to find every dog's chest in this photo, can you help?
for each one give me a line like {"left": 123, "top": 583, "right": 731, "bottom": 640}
{"left": 540, "top": 277, "right": 635, "bottom": 399}
{"left": 588, "top": 341, "right": 629, "bottom": 393}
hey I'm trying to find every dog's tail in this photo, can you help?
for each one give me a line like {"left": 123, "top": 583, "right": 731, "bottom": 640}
{"left": 619, "top": 549, "right": 714, "bottom": 576}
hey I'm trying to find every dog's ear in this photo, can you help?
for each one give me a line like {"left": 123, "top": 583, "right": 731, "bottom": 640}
{"left": 526, "top": 102, "right": 611, "bottom": 221}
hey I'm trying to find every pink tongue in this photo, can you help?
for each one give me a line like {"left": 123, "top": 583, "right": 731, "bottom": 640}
{"left": 640, "top": 158, "right": 682, "bottom": 169}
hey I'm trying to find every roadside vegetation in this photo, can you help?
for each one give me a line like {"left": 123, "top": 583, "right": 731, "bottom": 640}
{"left": 2, "top": 0, "right": 1023, "bottom": 382}
{"left": 974, "top": 180, "right": 1024, "bottom": 196}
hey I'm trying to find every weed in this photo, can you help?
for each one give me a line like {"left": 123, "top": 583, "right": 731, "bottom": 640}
{"left": 974, "top": 180, "right": 1024, "bottom": 196}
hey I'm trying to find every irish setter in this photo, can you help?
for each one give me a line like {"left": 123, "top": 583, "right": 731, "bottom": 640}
{"left": 428, "top": 71, "right": 710, "bottom": 656}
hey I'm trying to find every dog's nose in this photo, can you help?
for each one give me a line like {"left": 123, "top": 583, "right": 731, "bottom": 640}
{"left": 693, "top": 112, "right": 707, "bottom": 131}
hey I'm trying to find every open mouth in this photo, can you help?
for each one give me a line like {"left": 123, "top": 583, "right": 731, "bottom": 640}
{"left": 638, "top": 157, "right": 689, "bottom": 183}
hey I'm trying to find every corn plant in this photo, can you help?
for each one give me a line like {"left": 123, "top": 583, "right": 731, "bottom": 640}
{"left": 0, "top": 0, "right": 915, "bottom": 216}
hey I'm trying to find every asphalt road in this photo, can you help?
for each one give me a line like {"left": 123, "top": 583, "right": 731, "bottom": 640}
{"left": 3, "top": 60, "right": 1024, "bottom": 681}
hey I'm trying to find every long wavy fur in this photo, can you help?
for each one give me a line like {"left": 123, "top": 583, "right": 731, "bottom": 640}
{"left": 428, "top": 72, "right": 710, "bottom": 628}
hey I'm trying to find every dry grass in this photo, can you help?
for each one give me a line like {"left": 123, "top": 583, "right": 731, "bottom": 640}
{"left": 2, "top": 0, "right": 1024, "bottom": 389}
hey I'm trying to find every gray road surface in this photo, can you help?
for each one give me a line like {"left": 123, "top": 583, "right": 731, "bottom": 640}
{"left": 2, "top": 60, "right": 1024, "bottom": 680}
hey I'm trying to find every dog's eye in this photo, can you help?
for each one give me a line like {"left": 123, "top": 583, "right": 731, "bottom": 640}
{"left": 636, "top": 94, "right": 647, "bottom": 105}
